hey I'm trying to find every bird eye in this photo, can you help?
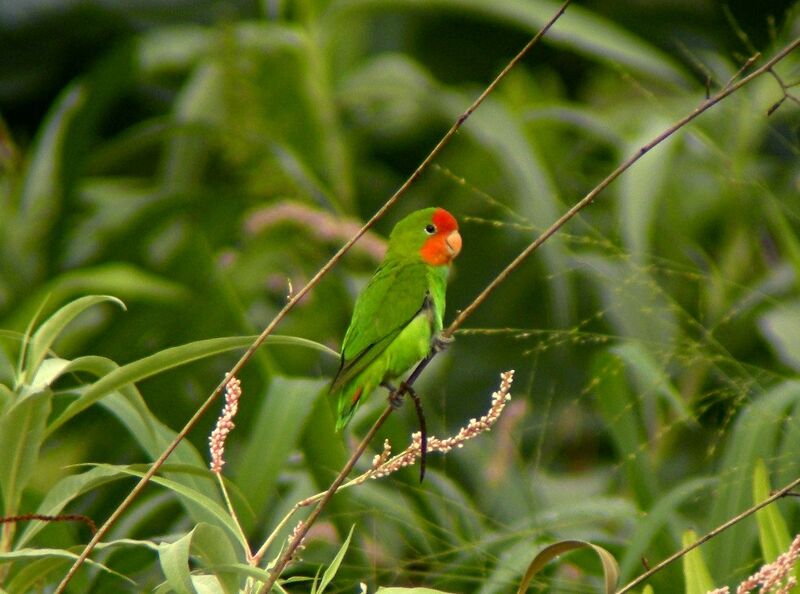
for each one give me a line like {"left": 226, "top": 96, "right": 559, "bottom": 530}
{"left": 425, "top": 224, "right": 436, "bottom": 234}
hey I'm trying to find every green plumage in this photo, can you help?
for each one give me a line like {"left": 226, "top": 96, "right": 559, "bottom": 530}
{"left": 330, "top": 208, "right": 451, "bottom": 431}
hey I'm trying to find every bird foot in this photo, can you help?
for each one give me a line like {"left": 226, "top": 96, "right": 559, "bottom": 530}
{"left": 431, "top": 333, "right": 454, "bottom": 353}
{"left": 383, "top": 382, "right": 405, "bottom": 409}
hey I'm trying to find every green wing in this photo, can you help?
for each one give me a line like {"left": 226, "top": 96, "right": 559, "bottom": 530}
{"left": 331, "top": 259, "right": 429, "bottom": 393}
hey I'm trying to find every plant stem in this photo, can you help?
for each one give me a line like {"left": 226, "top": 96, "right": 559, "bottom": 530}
{"left": 616, "top": 472, "right": 800, "bottom": 593}
{"left": 261, "top": 33, "right": 800, "bottom": 591}
{"left": 446, "top": 36, "right": 800, "bottom": 335}
{"left": 258, "top": 405, "right": 394, "bottom": 593}
{"left": 216, "top": 473, "right": 252, "bottom": 562}
{"left": 53, "top": 2, "right": 572, "bottom": 591}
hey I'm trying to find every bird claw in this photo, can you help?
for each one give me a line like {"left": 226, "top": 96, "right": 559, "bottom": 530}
{"left": 431, "top": 333, "right": 454, "bottom": 353}
{"left": 388, "top": 390, "right": 405, "bottom": 409}
{"left": 383, "top": 382, "right": 405, "bottom": 409}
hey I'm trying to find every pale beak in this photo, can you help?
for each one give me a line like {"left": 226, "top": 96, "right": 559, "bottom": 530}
{"left": 445, "top": 230, "right": 462, "bottom": 258}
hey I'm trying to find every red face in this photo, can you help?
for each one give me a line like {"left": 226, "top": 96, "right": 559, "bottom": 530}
{"left": 420, "top": 208, "right": 462, "bottom": 266}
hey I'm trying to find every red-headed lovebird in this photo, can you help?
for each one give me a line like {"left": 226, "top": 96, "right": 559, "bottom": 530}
{"left": 330, "top": 207, "right": 462, "bottom": 431}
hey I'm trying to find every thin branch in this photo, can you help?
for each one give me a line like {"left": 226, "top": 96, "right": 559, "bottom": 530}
{"left": 258, "top": 345, "right": 436, "bottom": 593}
{"left": 256, "top": 35, "right": 800, "bottom": 592}
{"left": 52, "top": 2, "right": 571, "bottom": 591}
{"left": 55, "top": 16, "right": 799, "bottom": 594}
{"left": 766, "top": 66, "right": 800, "bottom": 115}
{"left": 258, "top": 406, "right": 394, "bottom": 593}
{"left": 0, "top": 514, "right": 97, "bottom": 534}
{"left": 615, "top": 472, "right": 800, "bottom": 593}
{"left": 445, "top": 36, "right": 800, "bottom": 336}
{"left": 258, "top": 369, "right": 514, "bottom": 593}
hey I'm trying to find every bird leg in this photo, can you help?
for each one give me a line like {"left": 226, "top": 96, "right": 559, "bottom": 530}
{"left": 406, "top": 384, "right": 428, "bottom": 482}
{"left": 382, "top": 381, "right": 428, "bottom": 482}
{"left": 382, "top": 381, "right": 406, "bottom": 409}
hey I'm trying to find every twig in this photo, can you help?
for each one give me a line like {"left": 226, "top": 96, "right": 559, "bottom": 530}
{"left": 258, "top": 34, "right": 800, "bottom": 593}
{"left": 766, "top": 66, "right": 800, "bottom": 115}
{"left": 258, "top": 369, "right": 514, "bottom": 593}
{"left": 445, "top": 36, "right": 800, "bottom": 336}
{"left": 258, "top": 406, "right": 394, "bottom": 593}
{"left": 52, "top": 2, "right": 571, "bottom": 591}
{"left": 0, "top": 513, "right": 97, "bottom": 534}
{"left": 259, "top": 347, "right": 439, "bottom": 593}
{"left": 615, "top": 472, "right": 800, "bottom": 593}
{"left": 55, "top": 17, "right": 800, "bottom": 594}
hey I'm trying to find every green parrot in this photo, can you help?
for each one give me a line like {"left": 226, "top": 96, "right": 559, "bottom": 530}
{"left": 331, "top": 207, "right": 462, "bottom": 431}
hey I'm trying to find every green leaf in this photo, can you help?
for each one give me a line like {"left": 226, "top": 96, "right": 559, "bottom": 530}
{"left": 16, "top": 465, "right": 133, "bottom": 548}
{"left": 618, "top": 117, "right": 681, "bottom": 261}
{"left": 25, "top": 357, "right": 74, "bottom": 394}
{"left": 4, "top": 557, "right": 72, "bottom": 594}
{"left": 46, "top": 334, "right": 336, "bottom": 436}
{"left": 759, "top": 301, "right": 800, "bottom": 372}
{"left": 753, "top": 459, "right": 791, "bottom": 563}
{"left": 710, "top": 381, "right": 800, "bottom": 578}
{"left": 682, "top": 530, "right": 714, "bottom": 594}
{"left": 159, "top": 530, "right": 196, "bottom": 594}
{"left": 575, "top": 254, "right": 678, "bottom": 348}
{"left": 591, "top": 349, "right": 657, "bottom": 508}
{"left": 327, "top": 0, "right": 690, "bottom": 85}
{"left": 0, "top": 384, "right": 13, "bottom": 413}
{"left": 189, "top": 523, "right": 241, "bottom": 594}
{"left": 0, "top": 392, "right": 52, "bottom": 517}
{"left": 44, "top": 353, "right": 249, "bottom": 534}
{"left": 10, "top": 84, "right": 86, "bottom": 285}
{"left": 516, "top": 539, "right": 619, "bottom": 594}
{"left": 476, "top": 538, "right": 547, "bottom": 594}
{"left": 619, "top": 476, "right": 717, "bottom": 580}
{"left": 236, "top": 377, "right": 328, "bottom": 514}
{"left": 90, "top": 464, "right": 246, "bottom": 549}
{"left": 611, "top": 342, "right": 693, "bottom": 423}
{"left": 0, "top": 547, "right": 133, "bottom": 585}
{"left": 19, "top": 295, "right": 126, "bottom": 392}
{"left": 765, "top": 198, "right": 800, "bottom": 292}
{"left": 317, "top": 525, "right": 355, "bottom": 593}
{"left": 161, "top": 62, "right": 222, "bottom": 193}
{"left": 8, "top": 264, "right": 188, "bottom": 331}
{"left": 137, "top": 23, "right": 306, "bottom": 76}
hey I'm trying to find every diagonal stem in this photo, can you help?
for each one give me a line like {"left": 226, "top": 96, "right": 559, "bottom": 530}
{"left": 53, "top": 3, "right": 573, "bottom": 592}
{"left": 615, "top": 472, "right": 800, "bottom": 593}
{"left": 445, "top": 35, "right": 800, "bottom": 336}
{"left": 258, "top": 33, "right": 800, "bottom": 593}
{"left": 257, "top": 405, "right": 394, "bottom": 594}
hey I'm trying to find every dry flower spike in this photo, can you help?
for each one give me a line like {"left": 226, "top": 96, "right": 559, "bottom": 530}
{"left": 209, "top": 374, "right": 242, "bottom": 473}
{"left": 706, "top": 533, "right": 800, "bottom": 594}
{"left": 370, "top": 370, "right": 514, "bottom": 479}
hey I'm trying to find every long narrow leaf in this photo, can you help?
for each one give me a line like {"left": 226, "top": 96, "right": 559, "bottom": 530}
{"left": 682, "top": 530, "right": 715, "bottom": 594}
{"left": 317, "top": 525, "right": 355, "bottom": 593}
{"left": 327, "top": 0, "right": 689, "bottom": 85}
{"left": 46, "top": 334, "right": 336, "bottom": 436}
{"left": 0, "top": 392, "right": 51, "bottom": 518}
{"left": 21, "top": 295, "right": 125, "bottom": 391}
{"left": 236, "top": 377, "right": 327, "bottom": 514}
{"left": 753, "top": 459, "right": 791, "bottom": 563}
{"left": 516, "top": 539, "right": 619, "bottom": 594}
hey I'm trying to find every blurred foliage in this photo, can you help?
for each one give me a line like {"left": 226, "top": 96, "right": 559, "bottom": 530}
{"left": 1, "top": 0, "right": 800, "bottom": 592}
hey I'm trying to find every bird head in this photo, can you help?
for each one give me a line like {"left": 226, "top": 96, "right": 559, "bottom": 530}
{"left": 387, "top": 207, "right": 462, "bottom": 266}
